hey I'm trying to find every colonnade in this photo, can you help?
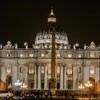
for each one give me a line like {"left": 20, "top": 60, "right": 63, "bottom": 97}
{"left": 33, "top": 63, "right": 68, "bottom": 90}
{"left": 1, "top": 62, "right": 99, "bottom": 91}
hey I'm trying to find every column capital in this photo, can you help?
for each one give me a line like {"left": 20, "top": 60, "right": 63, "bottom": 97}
{"left": 63, "top": 64, "right": 66, "bottom": 67}
{"left": 58, "top": 63, "right": 64, "bottom": 67}
{"left": 72, "top": 64, "right": 78, "bottom": 67}
{"left": 40, "top": 63, "right": 47, "bottom": 67}
{"left": 44, "top": 63, "right": 47, "bottom": 66}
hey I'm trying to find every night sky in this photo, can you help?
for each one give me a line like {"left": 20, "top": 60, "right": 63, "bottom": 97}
{"left": 0, "top": 1, "right": 99, "bottom": 47}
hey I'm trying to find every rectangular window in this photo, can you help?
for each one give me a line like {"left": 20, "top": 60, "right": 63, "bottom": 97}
{"left": 90, "top": 52, "right": 95, "bottom": 58}
{"left": 67, "top": 53, "right": 72, "bottom": 58}
{"left": 90, "top": 66, "right": 94, "bottom": 74}
{"left": 78, "top": 54, "right": 82, "bottom": 58}
{"left": 7, "top": 65, "right": 12, "bottom": 74}
{"left": 20, "top": 54, "right": 24, "bottom": 57}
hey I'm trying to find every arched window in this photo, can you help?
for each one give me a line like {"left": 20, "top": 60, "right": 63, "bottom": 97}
{"left": 67, "top": 64, "right": 72, "bottom": 75}
{"left": 7, "top": 65, "right": 12, "bottom": 74}
{"left": 28, "top": 63, "right": 34, "bottom": 74}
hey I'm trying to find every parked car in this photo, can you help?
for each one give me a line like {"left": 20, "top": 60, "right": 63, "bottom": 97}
{"left": 0, "top": 91, "right": 13, "bottom": 98}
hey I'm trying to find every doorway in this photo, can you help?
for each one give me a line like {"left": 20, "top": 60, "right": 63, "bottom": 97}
{"left": 6, "top": 75, "right": 12, "bottom": 90}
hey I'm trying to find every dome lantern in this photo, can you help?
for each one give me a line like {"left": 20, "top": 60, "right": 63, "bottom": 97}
{"left": 48, "top": 8, "right": 56, "bottom": 23}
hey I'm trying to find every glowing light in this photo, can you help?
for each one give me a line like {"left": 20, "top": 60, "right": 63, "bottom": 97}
{"left": 78, "top": 84, "right": 84, "bottom": 89}
{"left": 20, "top": 54, "right": 23, "bottom": 57}
{"left": 90, "top": 70, "right": 94, "bottom": 74}
{"left": 14, "top": 80, "right": 22, "bottom": 86}
{"left": 78, "top": 54, "right": 82, "bottom": 58}
{"left": 68, "top": 53, "right": 72, "bottom": 58}
{"left": 21, "top": 83, "right": 27, "bottom": 88}
{"left": 57, "top": 53, "right": 60, "bottom": 57}
{"left": 29, "top": 53, "right": 33, "bottom": 57}
{"left": 41, "top": 53, "right": 44, "bottom": 57}
{"left": 85, "top": 81, "right": 92, "bottom": 87}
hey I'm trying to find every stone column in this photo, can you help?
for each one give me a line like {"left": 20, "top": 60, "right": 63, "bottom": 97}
{"left": 12, "top": 64, "right": 17, "bottom": 88}
{"left": 95, "top": 66, "right": 99, "bottom": 82}
{"left": 73, "top": 65, "right": 77, "bottom": 90}
{"left": 0, "top": 62, "right": 2, "bottom": 79}
{"left": 64, "top": 65, "right": 67, "bottom": 89}
{"left": 83, "top": 64, "right": 89, "bottom": 85}
{"left": 38, "top": 64, "right": 41, "bottom": 89}
{"left": 1, "top": 66, "right": 6, "bottom": 82}
{"left": 81, "top": 64, "right": 84, "bottom": 84}
{"left": 60, "top": 65, "right": 63, "bottom": 90}
{"left": 44, "top": 64, "right": 48, "bottom": 89}
{"left": 25, "top": 65, "right": 28, "bottom": 86}
{"left": 55, "top": 64, "right": 57, "bottom": 89}
{"left": 34, "top": 64, "right": 37, "bottom": 89}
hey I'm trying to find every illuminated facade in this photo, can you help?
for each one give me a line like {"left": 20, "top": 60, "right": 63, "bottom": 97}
{"left": 0, "top": 8, "right": 100, "bottom": 93}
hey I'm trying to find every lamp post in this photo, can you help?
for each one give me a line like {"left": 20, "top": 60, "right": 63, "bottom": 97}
{"left": 21, "top": 83, "right": 27, "bottom": 89}
{"left": 78, "top": 84, "right": 84, "bottom": 98}
{"left": 21, "top": 83, "right": 27, "bottom": 95}
{"left": 14, "top": 80, "right": 22, "bottom": 90}
{"left": 85, "top": 81, "right": 92, "bottom": 100}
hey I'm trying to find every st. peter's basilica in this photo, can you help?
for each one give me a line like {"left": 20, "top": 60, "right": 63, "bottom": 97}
{"left": 0, "top": 8, "right": 100, "bottom": 94}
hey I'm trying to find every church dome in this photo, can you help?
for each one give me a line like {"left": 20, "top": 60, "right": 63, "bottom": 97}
{"left": 33, "top": 8, "right": 69, "bottom": 50}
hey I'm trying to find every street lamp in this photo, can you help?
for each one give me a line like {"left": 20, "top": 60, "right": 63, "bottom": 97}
{"left": 85, "top": 81, "right": 92, "bottom": 100}
{"left": 21, "top": 83, "right": 27, "bottom": 89}
{"left": 78, "top": 84, "right": 84, "bottom": 98}
{"left": 14, "top": 80, "right": 22, "bottom": 90}
{"left": 20, "top": 83, "right": 27, "bottom": 95}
